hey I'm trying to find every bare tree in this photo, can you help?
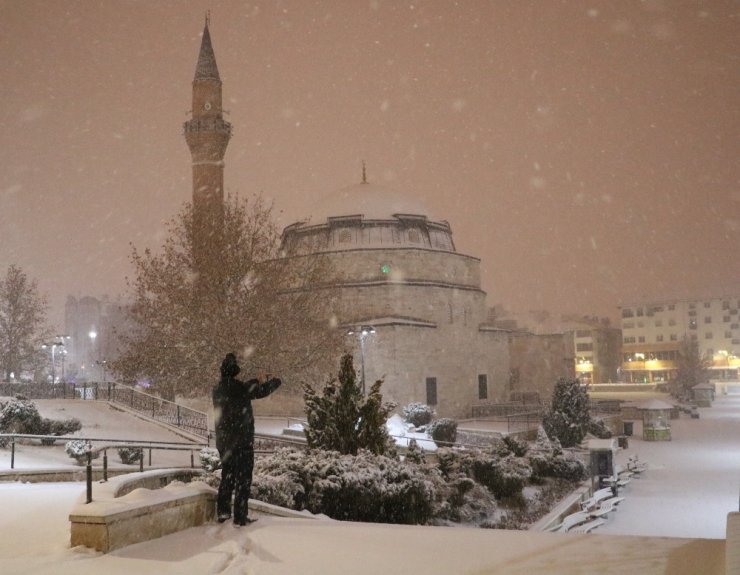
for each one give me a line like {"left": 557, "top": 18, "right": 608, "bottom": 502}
{"left": 0, "top": 265, "right": 51, "bottom": 381}
{"left": 112, "top": 195, "right": 343, "bottom": 400}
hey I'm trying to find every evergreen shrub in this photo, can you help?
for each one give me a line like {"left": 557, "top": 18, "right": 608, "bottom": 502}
{"left": 402, "top": 402, "right": 434, "bottom": 427}
{"left": 428, "top": 418, "right": 457, "bottom": 446}
{"left": 117, "top": 446, "right": 143, "bottom": 465}
{"left": 199, "top": 447, "right": 221, "bottom": 472}
{"left": 251, "top": 448, "right": 438, "bottom": 524}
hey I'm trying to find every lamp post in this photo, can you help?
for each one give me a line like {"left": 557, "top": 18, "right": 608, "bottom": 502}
{"left": 41, "top": 336, "right": 68, "bottom": 384}
{"left": 96, "top": 359, "right": 108, "bottom": 383}
{"left": 347, "top": 325, "right": 375, "bottom": 394}
{"left": 89, "top": 330, "right": 97, "bottom": 380}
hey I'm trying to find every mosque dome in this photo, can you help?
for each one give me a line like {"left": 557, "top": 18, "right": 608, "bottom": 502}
{"left": 304, "top": 182, "right": 438, "bottom": 224}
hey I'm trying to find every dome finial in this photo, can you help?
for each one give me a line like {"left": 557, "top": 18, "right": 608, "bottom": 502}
{"left": 205, "top": 10, "right": 211, "bottom": 27}
{"left": 361, "top": 160, "right": 368, "bottom": 184}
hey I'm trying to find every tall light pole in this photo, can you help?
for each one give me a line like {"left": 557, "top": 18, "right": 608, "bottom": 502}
{"left": 347, "top": 325, "right": 376, "bottom": 394}
{"left": 56, "top": 335, "right": 70, "bottom": 382}
{"left": 41, "top": 337, "right": 67, "bottom": 384}
{"left": 89, "top": 330, "right": 97, "bottom": 381}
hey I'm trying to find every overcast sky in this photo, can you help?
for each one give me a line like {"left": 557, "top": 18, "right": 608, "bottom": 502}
{"left": 1, "top": 0, "right": 738, "bottom": 327}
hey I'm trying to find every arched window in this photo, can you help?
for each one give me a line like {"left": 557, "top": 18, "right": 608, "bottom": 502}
{"left": 338, "top": 229, "right": 351, "bottom": 243}
{"left": 408, "top": 229, "right": 420, "bottom": 243}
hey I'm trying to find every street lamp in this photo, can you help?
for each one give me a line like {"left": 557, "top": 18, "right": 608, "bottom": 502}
{"left": 41, "top": 338, "right": 67, "bottom": 383}
{"left": 89, "top": 330, "right": 97, "bottom": 381}
{"left": 96, "top": 359, "right": 108, "bottom": 383}
{"left": 347, "top": 325, "right": 376, "bottom": 394}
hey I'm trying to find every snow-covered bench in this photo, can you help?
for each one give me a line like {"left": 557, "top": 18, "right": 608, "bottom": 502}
{"left": 570, "top": 517, "right": 606, "bottom": 534}
{"left": 588, "top": 496, "right": 624, "bottom": 518}
{"left": 548, "top": 511, "right": 592, "bottom": 533}
{"left": 627, "top": 455, "right": 648, "bottom": 474}
{"left": 580, "top": 487, "right": 614, "bottom": 512}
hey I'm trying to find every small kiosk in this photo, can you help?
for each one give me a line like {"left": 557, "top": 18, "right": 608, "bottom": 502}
{"left": 692, "top": 382, "right": 715, "bottom": 407}
{"left": 639, "top": 399, "right": 673, "bottom": 441}
{"left": 588, "top": 438, "right": 618, "bottom": 488}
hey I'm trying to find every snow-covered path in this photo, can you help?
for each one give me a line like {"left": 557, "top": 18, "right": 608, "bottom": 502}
{"left": 598, "top": 393, "right": 740, "bottom": 539}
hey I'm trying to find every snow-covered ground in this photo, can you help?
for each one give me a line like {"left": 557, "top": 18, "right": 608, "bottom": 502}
{"left": 0, "top": 395, "right": 737, "bottom": 574}
{"left": 598, "top": 392, "right": 740, "bottom": 539}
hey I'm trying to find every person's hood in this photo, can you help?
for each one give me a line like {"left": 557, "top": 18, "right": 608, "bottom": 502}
{"left": 220, "top": 353, "right": 241, "bottom": 377}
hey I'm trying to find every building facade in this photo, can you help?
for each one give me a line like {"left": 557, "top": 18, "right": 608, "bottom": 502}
{"left": 280, "top": 181, "right": 510, "bottom": 418}
{"left": 619, "top": 295, "right": 740, "bottom": 383}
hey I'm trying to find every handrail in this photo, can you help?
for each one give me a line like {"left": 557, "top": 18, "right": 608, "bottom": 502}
{"left": 0, "top": 381, "right": 210, "bottom": 438}
{"left": 1, "top": 432, "right": 207, "bottom": 471}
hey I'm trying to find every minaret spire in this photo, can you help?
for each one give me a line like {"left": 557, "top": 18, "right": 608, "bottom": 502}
{"left": 184, "top": 18, "right": 232, "bottom": 276}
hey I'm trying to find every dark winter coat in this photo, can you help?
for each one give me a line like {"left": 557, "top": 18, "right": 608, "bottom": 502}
{"left": 212, "top": 354, "right": 282, "bottom": 454}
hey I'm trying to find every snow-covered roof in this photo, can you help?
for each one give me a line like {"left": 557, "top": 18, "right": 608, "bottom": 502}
{"left": 637, "top": 399, "right": 674, "bottom": 410}
{"left": 305, "top": 182, "right": 437, "bottom": 224}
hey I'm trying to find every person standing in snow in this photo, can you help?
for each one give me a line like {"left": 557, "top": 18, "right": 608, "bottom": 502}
{"left": 212, "top": 352, "right": 282, "bottom": 526}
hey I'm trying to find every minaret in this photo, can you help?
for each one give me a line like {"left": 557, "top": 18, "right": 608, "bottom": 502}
{"left": 184, "top": 16, "right": 231, "bottom": 273}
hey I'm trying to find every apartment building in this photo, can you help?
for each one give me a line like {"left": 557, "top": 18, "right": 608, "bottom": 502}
{"left": 619, "top": 295, "right": 740, "bottom": 383}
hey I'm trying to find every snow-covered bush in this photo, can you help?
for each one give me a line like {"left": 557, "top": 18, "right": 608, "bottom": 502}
{"left": 402, "top": 402, "right": 434, "bottom": 427}
{"left": 527, "top": 427, "right": 586, "bottom": 481}
{"left": 39, "top": 418, "right": 82, "bottom": 444}
{"left": 0, "top": 399, "right": 43, "bottom": 435}
{"left": 428, "top": 418, "right": 457, "bottom": 446}
{"left": 472, "top": 454, "right": 532, "bottom": 499}
{"left": 117, "top": 446, "right": 143, "bottom": 465}
{"left": 251, "top": 448, "right": 438, "bottom": 524}
{"left": 0, "top": 399, "right": 82, "bottom": 447}
{"left": 64, "top": 440, "right": 98, "bottom": 464}
{"left": 437, "top": 447, "right": 531, "bottom": 500}
{"left": 588, "top": 417, "right": 613, "bottom": 439}
{"left": 404, "top": 439, "right": 426, "bottom": 464}
{"left": 199, "top": 447, "right": 221, "bottom": 472}
{"left": 498, "top": 434, "right": 529, "bottom": 457}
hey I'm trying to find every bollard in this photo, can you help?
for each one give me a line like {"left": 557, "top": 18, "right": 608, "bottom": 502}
{"left": 86, "top": 451, "right": 93, "bottom": 503}
{"left": 103, "top": 449, "right": 108, "bottom": 482}
{"left": 139, "top": 451, "right": 144, "bottom": 473}
{"left": 11, "top": 438, "right": 15, "bottom": 469}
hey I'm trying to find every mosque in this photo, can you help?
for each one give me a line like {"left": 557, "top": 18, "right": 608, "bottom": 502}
{"left": 185, "top": 20, "right": 510, "bottom": 418}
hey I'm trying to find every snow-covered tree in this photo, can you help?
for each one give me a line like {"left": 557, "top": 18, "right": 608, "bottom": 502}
{"left": 672, "top": 336, "right": 711, "bottom": 398}
{"left": 303, "top": 353, "right": 395, "bottom": 455}
{"left": 541, "top": 377, "right": 590, "bottom": 448}
{"left": 112, "top": 195, "right": 342, "bottom": 399}
{"left": 0, "top": 265, "right": 50, "bottom": 381}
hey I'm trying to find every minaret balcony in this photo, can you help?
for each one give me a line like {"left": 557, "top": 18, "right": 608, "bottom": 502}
{"left": 183, "top": 117, "right": 232, "bottom": 136}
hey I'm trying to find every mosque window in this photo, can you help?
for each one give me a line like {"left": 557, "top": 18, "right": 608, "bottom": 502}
{"left": 478, "top": 374, "right": 488, "bottom": 400}
{"left": 338, "top": 229, "right": 351, "bottom": 243}
{"left": 426, "top": 377, "right": 438, "bottom": 405}
{"left": 408, "top": 229, "right": 420, "bottom": 243}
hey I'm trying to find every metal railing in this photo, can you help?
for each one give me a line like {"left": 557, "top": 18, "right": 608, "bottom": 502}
{"left": 1, "top": 433, "right": 208, "bottom": 471}
{"left": 0, "top": 381, "right": 209, "bottom": 438}
{"left": 471, "top": 402, "right": 544, "bottom": 419}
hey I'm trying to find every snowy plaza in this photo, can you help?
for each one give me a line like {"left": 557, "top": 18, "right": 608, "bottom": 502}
{"left": 0, "top": 393, "right": 738, "bottom": 574}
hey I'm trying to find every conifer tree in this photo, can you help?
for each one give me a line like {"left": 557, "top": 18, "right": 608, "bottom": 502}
{"left": 303, "top": 353, "right": 395, "bottom": 455}
{"left": 542, "top": 377, "right": 590, "bottom": 448}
